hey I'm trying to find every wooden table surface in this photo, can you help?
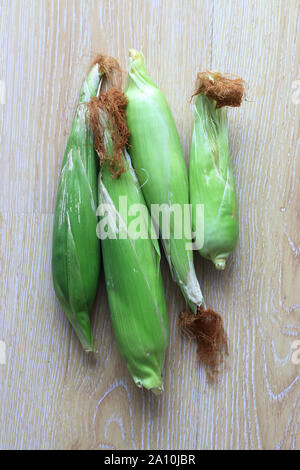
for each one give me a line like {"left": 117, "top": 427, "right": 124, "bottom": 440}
{"left": 0, "top": 0, "right": 299, "bottom": 450}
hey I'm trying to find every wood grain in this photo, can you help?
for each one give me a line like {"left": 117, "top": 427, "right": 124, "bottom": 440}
{"left": 0, "top": 0, "right": 299, "bottom": 449}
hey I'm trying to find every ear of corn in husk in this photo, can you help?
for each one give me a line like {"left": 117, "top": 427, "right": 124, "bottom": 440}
{"left": 125, "top": 50, "right": 227, "bottom": 377}
{"left": 125, "top": 50, "right": 202, "bottom": 312}
{"left": 88, "top": 85, "right": 169, "bottom": 393}
{"left": 189, "top": 72, "right": 244, "bottom": 270}
{"left": 52, "top": 56, "right": 116, "bottom": 351}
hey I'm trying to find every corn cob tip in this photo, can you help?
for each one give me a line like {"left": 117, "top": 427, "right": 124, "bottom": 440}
{"left": 179, "top": 306, "right": 228, "bottom": 380}
{"left": 151, "top": 387, "right": 163, "bottom": 396}
{"left": 193, "top": 71, "right": 245, "bottom": 108}
{"left": 128, "top": 49, "right": 146, "bottom": 70}
{"left": 84, "top": 347, "right": 97, "bottom": 354}
{"left": 213, "top": 258, "right": 227, "bottom": 270}
{"left": 133, "top": 375, "right": 164, "bottom": 395}
{"left": 83, "top": 342, "right": 99, "bottom": 354}
{"left": 77, "top": 337, "right": 97, "bottom": 354}
{"left": 129, "top": 49, "right": 142, "bottom": 60}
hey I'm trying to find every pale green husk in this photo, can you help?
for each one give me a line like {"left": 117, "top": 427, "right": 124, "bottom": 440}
{"left": 98, "top": 111, "right": 169, "bottom": 393}
{"left": 125, "top": 50, "right": 204, "bottom": 313}
{"left": 190, "top": 92, "right": 238, "bottom": 270}
{"left": 52, "top": 64, "right": 102, "bottom": 351}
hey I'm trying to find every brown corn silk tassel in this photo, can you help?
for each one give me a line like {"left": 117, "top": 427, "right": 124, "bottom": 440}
{"left": 179, "top": 307, "right": 228, "bottom": 380}
{"left": 88, "top": 88, "right": 129, "bottom": 177}
{"left": 91, "top": 54, "right": 123, "bottom": 89}
{"left": 87, "top": 54, "right": 129, "bottom": 177}
{"left": 192, "top": 71, "right": 245, "bottom": 108}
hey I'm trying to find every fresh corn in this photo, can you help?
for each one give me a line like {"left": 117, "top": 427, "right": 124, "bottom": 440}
{"left": 189, "top": 72, "right": 244, "bottom": 270}
{"left": 52, "top": 60, "right": 103, "bottom": 351}
{"left": 125, "top": 51, "right": 228, "bottom": 376}
{"left": 88, "top": 87, "right": 169, "bottom": 393}
{"left": 125, "top": 49, "right": 203, "bottom": 313}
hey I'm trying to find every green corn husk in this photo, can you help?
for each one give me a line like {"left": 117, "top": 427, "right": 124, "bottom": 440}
{"left": 125, "top": 49, "right": 204, "bottom": 314}
{"left": 52, "top": 61, "right": 103, "bottom": 351}
{"left": 190, "top": 71, "right": 244, "bottom": 270}
{"left": 89, "top": 88, "right": 169, "bottom": 393}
